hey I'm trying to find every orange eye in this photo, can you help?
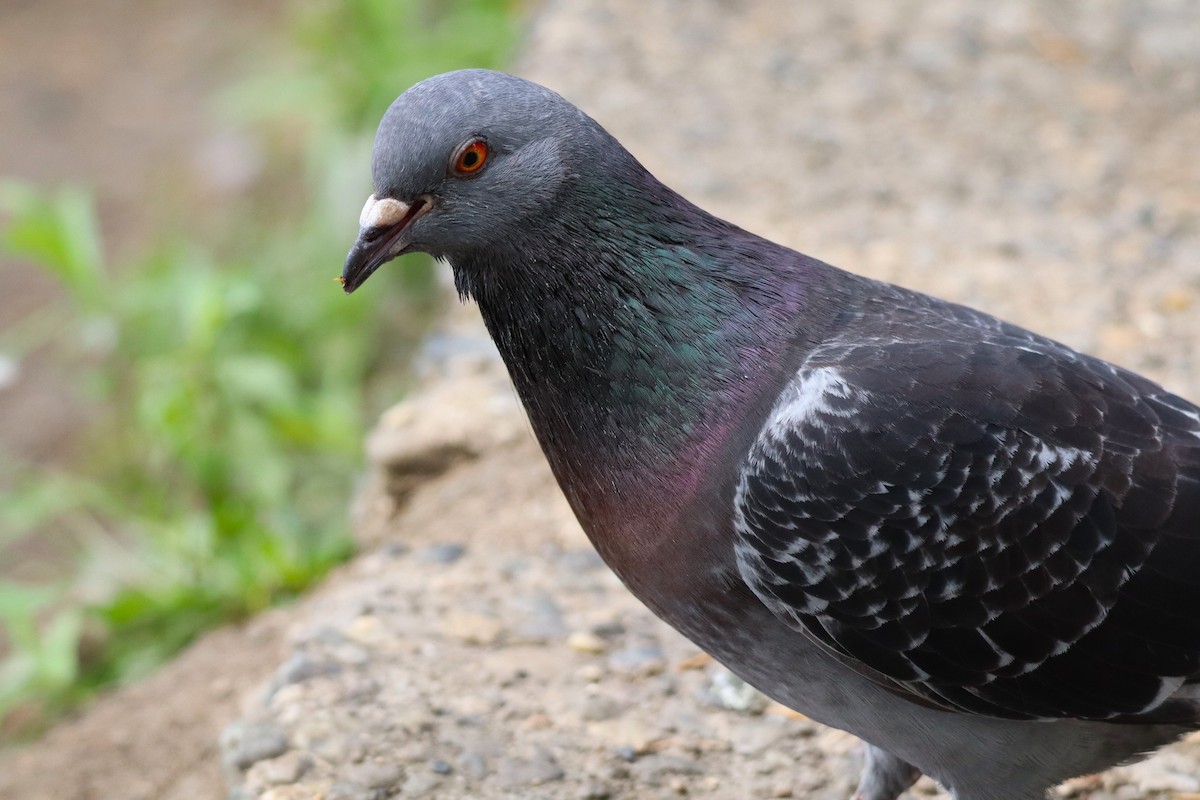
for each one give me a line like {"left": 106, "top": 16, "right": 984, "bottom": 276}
{"left": 452, "top": 139, "right": 489, "bottom": 176}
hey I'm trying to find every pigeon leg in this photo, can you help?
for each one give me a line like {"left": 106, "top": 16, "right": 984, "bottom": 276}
{"left": 852, "top": 743, "right": 922, "bottom": 800}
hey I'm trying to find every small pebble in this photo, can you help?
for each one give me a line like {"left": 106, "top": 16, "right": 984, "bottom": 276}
{"left": 510, "top": 592, "right": 567, "bottom": 642}
{"left": 328, "top": 642, "right": 370, "bottom": 667}
{"left": 401, "top": 771, "right": 445, "bottom": 797}
{"left": 274, "top": 652, "right": 341, "bottom": 687}
{"left": 633, "top": 753, "right": 704, "bottom": 779}
{"left": 569, "top": 631, "right": 608, "bottom": 654}
{"left": 458, "top": 750, "right": 490, "bottom": 781}
{"left": 247, "top": 751, "right": 313, "bottom": 788}
{"left": 732, "top": 724, "right": 786, "bottom": 756}
{"left": 221, "top": 720, "right": 290, "bottom": 771}
{"left": 495, "top": 752, "right": 566, "bottom": 788}
{"left": 417, "top": 542, "right": 466, "bottom": 564}
{"left": 703, "top": 669, "right": 769, "bottom": 713}
{"left": 576, "top": 663, "right": 606, "bottom": 682}
{"left": 581, "top": 694, "right": 623, "bottom": 722}
{"left": 323, "top": 782, "right": 374, "bottom": 800}
{"left": 345, "top": 615, "right": 389, "bottom": 647}
{"left": 381, "top": 541, "right": 410, "bottom": 558}
{"left": 346, "top": 760, "right": 404, "bottom": 790}
{"left": 591, "top": 620, "right": 626, "bottom": 639}
{"left": 443, "top": 611, "right": 505, "bottom": 645}
{"left": 608, "top": 644, "right": 666, "bottom": 676}
{"left": 580, "top": 780, "right": 614, "bottom": 799}
{"left": 259, "top": 785, "right": 324, "bottom": 800}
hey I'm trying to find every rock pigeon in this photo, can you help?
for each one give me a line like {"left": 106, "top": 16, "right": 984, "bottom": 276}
{"left": 341, "top": 69, "right": 1200, "bottom": 800}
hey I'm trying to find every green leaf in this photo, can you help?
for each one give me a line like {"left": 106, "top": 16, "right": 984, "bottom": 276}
{"left": 0, "top": 182, "right": 105, "bottom": 310}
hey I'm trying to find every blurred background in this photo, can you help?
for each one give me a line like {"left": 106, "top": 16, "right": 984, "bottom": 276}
{"left": 0, "top": 0, "right": 521, "bottom": 741}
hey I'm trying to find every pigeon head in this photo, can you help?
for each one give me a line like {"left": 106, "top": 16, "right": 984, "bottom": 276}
{"left": 342, "top": 69, "right": 623, "bottom": 292}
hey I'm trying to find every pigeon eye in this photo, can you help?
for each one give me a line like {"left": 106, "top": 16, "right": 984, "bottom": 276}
{"left": 452, "top": 140, "right": 489, "bottom": 176}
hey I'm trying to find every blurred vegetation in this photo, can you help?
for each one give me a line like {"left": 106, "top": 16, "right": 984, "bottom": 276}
{"left": 0, "top": 0, "right": 519, "bottom": 738}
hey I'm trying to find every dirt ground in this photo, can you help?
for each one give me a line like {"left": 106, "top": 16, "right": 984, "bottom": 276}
{"left": 3, "top": 0, "right": 1200, "bottom": 798}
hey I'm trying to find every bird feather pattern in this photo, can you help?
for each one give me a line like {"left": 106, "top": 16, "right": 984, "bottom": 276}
{"left": 734, "top": 284, "right": 1200, "bottom": 722}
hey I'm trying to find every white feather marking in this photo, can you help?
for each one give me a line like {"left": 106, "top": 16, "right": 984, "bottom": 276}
{"left": 1031, "top": 441, "right": 1094, "bottom": 471}
{"left": 977, "top": 630, "right": 1015, "bottom": 669}
{"left": 1144, "top": 677, "right": 1187, "bottom": 711}
{"left": 769, "top": 367, "right": 859, "bottom": 432}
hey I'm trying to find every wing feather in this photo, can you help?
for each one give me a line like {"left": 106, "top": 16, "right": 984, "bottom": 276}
{"left": 734, "top": 330, "right": 1200, "bottom": 721}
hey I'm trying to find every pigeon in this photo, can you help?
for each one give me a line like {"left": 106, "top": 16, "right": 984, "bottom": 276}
{"left": 341, "top": 69, "right": 1200, "bottom": 800}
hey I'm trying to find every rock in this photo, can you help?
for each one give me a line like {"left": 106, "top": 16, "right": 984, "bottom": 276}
{"left": 417, "top": 542, "right": 466, "bottom": 564}
{"left": 273, "top": 652, "right": 341, "bottom": 687}
{"left": 221, "top": 720, "right": 290, "bottom": 772}
{"left": 576, "top": 663, "right": 606, "bottom": 682}
{"left": 495, "top": 750, "right": 567, "bottom": 788}
{"left": 259, "top": 785, "right": 327, "bottom": 800}
{"left": 400, "top": 770, "right": 445, "bottom": 797}
{"left": 769, "top": 780, "right": 795, "bottom": 798}
{"left": 591, "top": 620, "right": 626, "bottom": 639}
{"left": 345, "top": 761, "right": 404, "bottom": 790}
{"left": 344, "top": 615, "right": 389, "bottom": 647}
{"left": 509, "top": 592, "right": 567, "bottom": 642}
{"left": 608, "top": 644, "right": 666, "bottom": 676}
{"left": 676, "top": 652, "right": 712, "bottom": 671}
{"left": 323, "top": 782, "right": 376, "bottom": 800}
{"left": 732, "top": 723, "right": 787, "bottom": 756}
{"left": 568, "top": 631, "right": 608, "bottom": 654}
{"left": 702, "top": 669, "right": 770, "bottom": 713}
{"left": 580, "top": 780, "right": 614, "bottom": 799}
{"left": 633, "top": 753, "right": 705, "bottom": 780}
{"left": 246, "top": 751, "right": 313, "bottom": 790}
{"left": 310, "top": 732, "right": 369, "bottom": 763}
{"left": 327, "top": 641, "right": 370, "bottom": 667}
{"left": 581, "top": 693, "right": 623, "bottom": 722}
{"left": 443, "top": 611, "right": 505, "bottom": 645}
{"left": 291, "top": 720, "right": 336, "bottom": 752}
{"left": 458, "top": 750, "right": 490, "bottom": 780}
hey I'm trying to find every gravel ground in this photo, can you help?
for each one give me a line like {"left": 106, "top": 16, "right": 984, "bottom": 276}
{"left": 232, "top": 1, "right": 1200, "bottom": 798}
{"left": 6, "top": 1, "right": 1200, "bottom": 799}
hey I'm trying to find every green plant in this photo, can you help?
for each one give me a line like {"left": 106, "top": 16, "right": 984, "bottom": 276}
{"left": 0, "top": 0, "right": 518, "bottom": 738}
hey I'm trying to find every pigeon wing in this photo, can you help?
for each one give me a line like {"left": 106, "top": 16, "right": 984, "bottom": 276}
{"left": 734, "top": 333, "right": 1200, "bottom": 721}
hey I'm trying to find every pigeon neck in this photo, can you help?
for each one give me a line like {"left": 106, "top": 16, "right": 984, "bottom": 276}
{"left": 449, "top": 178, "right": 831, "bottom": 525}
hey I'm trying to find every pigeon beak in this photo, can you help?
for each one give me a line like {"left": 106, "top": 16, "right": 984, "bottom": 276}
{"left": 340, "top": 194, "right": 430, "bottom": 294}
